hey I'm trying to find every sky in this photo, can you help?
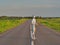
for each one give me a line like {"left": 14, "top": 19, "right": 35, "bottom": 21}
{"left": 0, "top": 0, "right": 60, "bottom": 17}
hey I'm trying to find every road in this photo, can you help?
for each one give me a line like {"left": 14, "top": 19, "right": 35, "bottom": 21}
{"left": 0, "top": 20, "right": 60, "bottom": 45}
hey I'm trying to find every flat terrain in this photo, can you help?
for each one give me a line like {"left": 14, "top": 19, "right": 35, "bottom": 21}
{"left": 0, "top": 20, "right": 60, "bottom": 45}
{"left": 37, "top": 18, "right": 60, "bottom": 32}
{"left": 0, "top": 20, "right": 31, "bottom": 45}
{"left": 35, "top": 24, "right": 60, "bottom": 45}
{"left": 0, "top": 18, "right": 27, "bottom": 33}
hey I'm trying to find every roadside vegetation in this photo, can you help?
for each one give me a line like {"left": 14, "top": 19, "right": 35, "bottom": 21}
{"left": 0, "top": 16, "right": 28, "bottom": 33}
{"left": 37, "top": 17, "right": 60, "bottom": 32}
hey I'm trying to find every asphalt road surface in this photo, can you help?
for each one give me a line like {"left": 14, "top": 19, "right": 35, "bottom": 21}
{"left": 0, "top": 20, "right": 60, "bottom": 45}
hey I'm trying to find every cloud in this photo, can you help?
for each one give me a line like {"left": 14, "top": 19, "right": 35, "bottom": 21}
{"left": 0, "top": 4, "right": 60, "bottom": 11}
{"left": 23, "top": 4, "right": 60, "bottom": 8}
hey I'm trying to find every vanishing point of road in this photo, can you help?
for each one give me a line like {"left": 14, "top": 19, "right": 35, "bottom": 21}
{"left": 0, "top": 20, "right": 60, "bottom": 45}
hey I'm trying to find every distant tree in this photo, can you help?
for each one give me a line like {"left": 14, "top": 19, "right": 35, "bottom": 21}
{"left": 40, "top": 16, "right": 42, "bottom": 19}
{"left": 0, "top": 16, "right": 8, "bottom": 20}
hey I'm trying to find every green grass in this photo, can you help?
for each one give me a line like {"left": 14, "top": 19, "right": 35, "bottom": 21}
{"left": 0, "top": 18, "right": 28, "bottom": 33}
{"left": 37, "top": 18, "right": 60, "bottom": 32}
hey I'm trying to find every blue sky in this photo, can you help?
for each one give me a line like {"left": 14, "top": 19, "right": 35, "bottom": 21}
{"left": 0, "top": 0, "right": 60, "bottom": 17}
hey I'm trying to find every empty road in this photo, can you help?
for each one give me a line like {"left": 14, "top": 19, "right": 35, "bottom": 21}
{"left": 0, "top": 20, "right": 60, "bottom": 45}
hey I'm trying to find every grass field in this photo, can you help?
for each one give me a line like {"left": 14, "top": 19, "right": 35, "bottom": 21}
{"left": 37, "top": 18, "right": 60, "bottom": 32}
{"left": 0, "top": 18, "right": 28, "bottom": 33}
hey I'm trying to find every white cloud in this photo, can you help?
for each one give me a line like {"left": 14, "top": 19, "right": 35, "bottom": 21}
{"left": 23, "top": 4, "right": 60, "bottom": 8}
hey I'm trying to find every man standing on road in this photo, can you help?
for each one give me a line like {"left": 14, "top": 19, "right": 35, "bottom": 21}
{"left": 31, "top": 16, "right": 36, "bottom": 40}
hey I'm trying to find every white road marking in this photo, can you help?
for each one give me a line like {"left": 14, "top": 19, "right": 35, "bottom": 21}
{"left": 30, "top": 30, "right": 35, "bottom": 45}
{"left": 31, "top": 31, "right": 33, "bottom": 39}
{"left": 30, "top": 24, "right": 36, "bottom": 45}
{"left": 31, "top": 41, "right": 34, "bottom": 45}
